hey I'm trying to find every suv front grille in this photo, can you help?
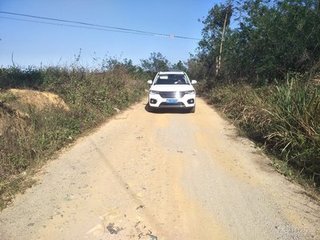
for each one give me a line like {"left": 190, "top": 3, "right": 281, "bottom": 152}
{"left": 159, "top": 102, "right": 185, "bottom": 108}
{"left": 159, "top": 91, "right": 185, "bottom": 98}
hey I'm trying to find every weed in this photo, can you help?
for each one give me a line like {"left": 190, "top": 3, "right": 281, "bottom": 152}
{"left": 203, "top": 76, "right": 320, "bottom": 188}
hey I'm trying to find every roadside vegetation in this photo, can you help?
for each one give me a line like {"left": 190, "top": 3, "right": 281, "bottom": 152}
{"left": 0, "top": 59, "right": 149, "bottom": 209}
{"left": 189, "top": 0, "right": 320, "bottom": 188}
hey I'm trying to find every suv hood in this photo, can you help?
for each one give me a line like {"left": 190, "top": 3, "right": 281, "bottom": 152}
{"left": 150, "top": 84, "right": 195, "bottom": 92}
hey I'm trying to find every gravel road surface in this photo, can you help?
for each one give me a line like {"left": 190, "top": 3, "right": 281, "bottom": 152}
{"left": 0, "top": 99, "right": 319, "bottom": 240}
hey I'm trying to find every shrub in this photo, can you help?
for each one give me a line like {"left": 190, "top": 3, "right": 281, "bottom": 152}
{"left": 204, "top": 76, "right": 320, "bottom": 186}
{"left": 0, "top": 64, "right": 147, "bottom": 208}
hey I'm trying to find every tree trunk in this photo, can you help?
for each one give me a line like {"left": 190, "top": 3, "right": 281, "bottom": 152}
{"left": 216, "top": 7, "right": 229, "bottom": 76}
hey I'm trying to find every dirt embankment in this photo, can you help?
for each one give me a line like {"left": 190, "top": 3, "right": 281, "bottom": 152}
{"left": 0, "top": 88, "right": 71, "bottom": 207}
{"left": 0, "top": 88, "right": 69, "bottom": 135}
{"left": 7, "top": 89, "right": 69, "bottom": 112}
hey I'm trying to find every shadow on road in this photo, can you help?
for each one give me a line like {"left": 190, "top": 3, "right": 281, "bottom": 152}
{"left": 144, "top": 104, "right": 190, "bottom": 114}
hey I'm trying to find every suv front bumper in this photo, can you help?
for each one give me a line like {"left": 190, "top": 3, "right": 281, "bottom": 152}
{"left": 148, "top": 92, "right": 196, "bottom": 109}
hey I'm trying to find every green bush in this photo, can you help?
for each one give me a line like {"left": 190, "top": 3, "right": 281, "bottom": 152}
{"left": 265, "top": 77, "right": 320, "bottom": 179}
{"left": 203, "top": 76, "right": 320, "bottom": 186}
{"left": 0, "top": 64, "right": 147, "bottom": 208}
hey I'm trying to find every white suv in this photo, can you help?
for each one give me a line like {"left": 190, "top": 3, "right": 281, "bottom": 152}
{"left": 147, "top": 71, "right": 197, "bottom": 113}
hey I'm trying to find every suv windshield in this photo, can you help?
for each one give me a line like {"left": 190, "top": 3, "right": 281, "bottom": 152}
{"left": 155, "top": 74, "right": 188, "bottom": 85}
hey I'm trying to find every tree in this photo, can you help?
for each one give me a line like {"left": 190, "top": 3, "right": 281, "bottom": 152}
{"left": 216, "top": 1, "right": 233, "bottom": 76}
{"left": 140, "top": 52, "right": 170, "bottom": 73}
{"left": 237, "top": 0, "right": 320, "bottom": 81}
{"left": 171, "top": 60, "right": 188, "bottom": 72}
{"left": 198, "top": 2, "right": 233, "bottom": 79}
{"left": 195, "top": 0, "right": 320, "bottom": 84}
{"left": 186, "top": 56, "right": 207, "bottom": 81}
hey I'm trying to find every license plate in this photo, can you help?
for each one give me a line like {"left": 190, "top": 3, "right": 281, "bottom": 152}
{"left": 166, "top": 98, "right": 177, "bottom": 104}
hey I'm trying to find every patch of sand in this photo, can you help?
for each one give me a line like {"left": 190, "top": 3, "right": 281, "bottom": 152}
{"left": 9, "top": 89, "right": 69, "bottom": 111}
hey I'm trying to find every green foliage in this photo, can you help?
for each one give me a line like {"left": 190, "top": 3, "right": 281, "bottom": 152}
{"left": 0, "top": 61, "right": 147, "bottom": 208}
{"left": 0, "top": 67, "right": 44, "bottom": 89}
{"left": 265, "top": 76, "right": 320, "bottom": 176}
{"left": 199, "top": 2, "right": 232, "bottom": 54}
{"left": 186, "top": 55, "right": 208, "bottom": 81}
{"left": 171, "top": 60, "right": 188, "bottom": 72}
{"left": 140, "top": 52, "right": 189, "bottom": 77}
{"left": 204, "top": 77, "right": 320, "bottom": 186}
{"left": 196, "top": 1, "right": 233, "bottom": 79}
{"left": 140, "top": 52, "right": 170, "bottom": 73}
{"left": 193, "top": 0, "right": 320, "bottom": 83}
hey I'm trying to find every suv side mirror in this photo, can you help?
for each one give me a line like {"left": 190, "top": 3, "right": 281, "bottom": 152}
{"left": 191, "top": 80, "right": 197, "bottom": 84}
{"left": 147, "top": 80, "right": 153, "bottom": 84}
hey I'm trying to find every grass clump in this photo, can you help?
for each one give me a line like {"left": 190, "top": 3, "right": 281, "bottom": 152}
{"left": 203, "top": 75, "right": 320, "bottom": 187}
{"left": 265, "top": 78, "right": 320, "bottom": 180}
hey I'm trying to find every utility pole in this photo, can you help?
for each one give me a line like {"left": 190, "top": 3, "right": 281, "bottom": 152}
{"left": 216, "top": 1, "right": 232, "bottom": 77}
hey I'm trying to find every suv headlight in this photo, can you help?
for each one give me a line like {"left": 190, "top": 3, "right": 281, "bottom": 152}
{"left": 184, "top": 90, "right": 195, "bottom": 94}
{"left": 149, "top": 90, "right": 160, "bottom": 94}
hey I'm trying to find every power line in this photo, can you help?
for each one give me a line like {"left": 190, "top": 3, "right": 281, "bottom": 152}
{"left": 0, "top": 16, "right": 154, "bottom": 37}
{"left": 0, "top": 11, "right": 162, "bottom": 36}
{"left": 0, "top": 11, "right": 200, "bottom": 41}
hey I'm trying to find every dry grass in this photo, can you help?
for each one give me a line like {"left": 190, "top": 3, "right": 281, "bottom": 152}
{"left": 0, "top": 65, "right": 147, "bottom": 209}
{"left": 203, "top": 77, "right": 320, "bottom": 188}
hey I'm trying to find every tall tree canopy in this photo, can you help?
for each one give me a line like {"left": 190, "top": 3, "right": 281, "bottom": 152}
{"left": 195, "top": 0, "right": 320, "bottom": 84}
{"left": 140, "top": 52, "right": 170, "bottom": 73}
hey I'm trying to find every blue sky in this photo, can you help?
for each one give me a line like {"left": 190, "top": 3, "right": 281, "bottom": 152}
{"left": 0, "top": 0, "right": 222, "bottom": 68}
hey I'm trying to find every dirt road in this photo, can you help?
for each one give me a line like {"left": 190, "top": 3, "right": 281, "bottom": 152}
{"left": 0, "top": 99, "right": 319, "bottom": 240}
